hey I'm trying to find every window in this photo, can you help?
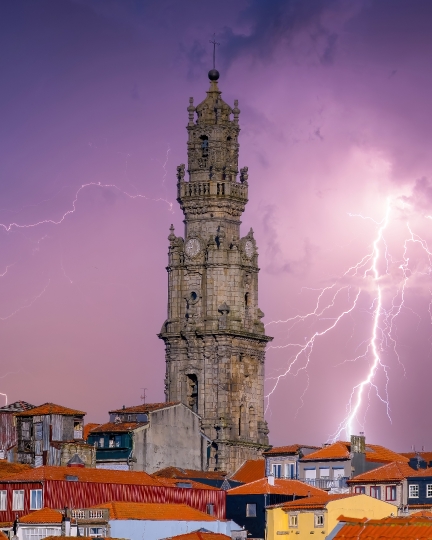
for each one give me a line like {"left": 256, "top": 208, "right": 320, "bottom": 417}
{"left": 34, "top": 423, "right": 43, "bottom": 441}
{"left": 354, "top": 486, "right": 365, "bottom": 494}
{"left": 206, "top": 504, "right": 215, "bottom": 516}
{"left": 23, "top": 528, "right": 60, "bottom": 540}
{"left": 285, "top": 463, "right": 296, "bottom": 479}
{"left": 30, "top": 489, "right": 42, "bottom": 510}
{"left": 99, "top": 437, "right": 104, "bottom": 448}
{"left": 304, "top": 468, "right": 317, "bottom": 480}
{"left": 0, "top": 491, "right": 6, "bottom": 511}
{"left": 386, "top": 486, "right": 396, "bottom": 501}
{"left": 320, "top": 468, "right": 330, "bottom": 478}
{"left": 332, "top": 468, "right": 344, "bottom": 479}
{"left": 115, "top": 435, "right": 122, "bottom": 448}
{"left": 89, "top": 528, "right": 104, "bottom": 538}
{"left": 12, "top": 490, "right": 24, "bottom": 510}
{"left": 370, "top": 486, "right": 381, "bottom": 499}
{"left": 427, "top": 484, "right": 432, "bottom": 498}
{"left": 289, "top": 514, "right": 298, "bottom": 528}
{"left": 315, "top": 514, "right": 324, "bottom": 527}
{"left": 246, "top": 503, "right": 257, "bottom": 517}
{"left": 272, "top": 464, "right": 282, "bottom": 478}
{"left": 409, "top": 484, "right": 419, "bottom": 498}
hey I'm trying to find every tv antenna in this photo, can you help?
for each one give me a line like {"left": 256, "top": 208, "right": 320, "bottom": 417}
{"left": 140, "top": 388, "right": 147, "bottom": 404}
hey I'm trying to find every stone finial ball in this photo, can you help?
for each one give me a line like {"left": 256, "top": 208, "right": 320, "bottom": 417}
{"left": 208, "top": 69, "right": 220, "bottom": 81}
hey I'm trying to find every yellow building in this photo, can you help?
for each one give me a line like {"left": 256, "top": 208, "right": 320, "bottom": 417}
{"left": 266, "top": 493, "right": 396, "bottom": 540}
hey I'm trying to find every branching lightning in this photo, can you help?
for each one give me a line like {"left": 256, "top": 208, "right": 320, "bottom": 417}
{"left": 265, "top": 197, "right": 432, "bottom": 439}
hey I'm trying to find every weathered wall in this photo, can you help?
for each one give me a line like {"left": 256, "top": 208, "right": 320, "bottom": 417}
{"left": 132, "top": 404, "right": 202, "bottom": 474}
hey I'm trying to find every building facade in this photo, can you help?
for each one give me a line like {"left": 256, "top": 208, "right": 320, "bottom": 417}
{"left": 158, "top": 69, "right": 272, "bottom": 474}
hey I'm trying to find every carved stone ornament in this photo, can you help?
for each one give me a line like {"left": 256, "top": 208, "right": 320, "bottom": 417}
{"left": 185, "top": 237, "right": 201, "bottom": 258}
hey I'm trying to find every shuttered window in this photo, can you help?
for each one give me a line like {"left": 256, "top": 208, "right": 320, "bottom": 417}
{"left": 0, "top": 491, "right": 6, "bottom": 511}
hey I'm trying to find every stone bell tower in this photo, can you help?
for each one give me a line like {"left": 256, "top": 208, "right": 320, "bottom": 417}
{"left": 158, "top": 68, "right": 272, "bottom": 473}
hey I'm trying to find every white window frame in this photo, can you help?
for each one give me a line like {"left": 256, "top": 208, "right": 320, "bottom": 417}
{"left": 12, "top": 490, "right": 24, "bottom": 511}
{"left": 0, "top": 490, "right": 6, "bottom": 511}
{"left": 30, "top": 489, "right": 43, "bottom": 510}
{"left": 23, "top": 527, "right": 60, "bottom": 540}
{"left": 315, "top": 514, "right": 324, "bottom": 527}
{"left": 409, "top": 484, "right": 419, "bottom": 498}
{"left": 246, "top": 503, "right": 257, "bottom": 517}
{"left": 385, "top": 485, "right": 396, "bottom": 501}
{"left": 272, "top": 464, "right": 282, "bottom": 478}
{"left": 289, "top": 514, "right": 298, "bottom": 528}
{"left": 427, "top": 484, "right": 432, "bottom": 498}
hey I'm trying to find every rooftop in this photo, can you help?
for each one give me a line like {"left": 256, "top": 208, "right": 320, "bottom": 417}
{"left": 230, "top": 459, "right": 265, "bottom": 483}
{"left": 300, "top": 441, "right": 408, "bottom": 463}
{"left": 83, "top": 423, "right": 101, "bottom": 440}
{"left": 227, "top": 477, "right": 325, "bottom": 496}
{"left": 91, "top": 502, "right": 218, "bottom": 522}
{"left": 348, "top": 461, "right": 415, "bottom": 483}
{"left": 0, "top": 401, "right": 35, "bottom": 413}
{"left": 263, "top": 445, "right": 320, "bottom": 456}
{"left": 163, "top": 530, "right": 231, "bottom": 540}
{"left": 153, "top": 467, "right": 227, "bottom": 481}
{"left": 276, "top": 493, "right": 356, "bottom": 511}
{"left": 334, "top": 515, "right": 432, "bottom": 539}
{"left": 19, "top": 508, "right": 63, "bottom": 524}
{"left": 89, "top": 421, "right": 147, "bottom": 433}
{"left": 15, "top": 402, "right": 85, "bottom": 417}
{"left": 0, "top": 460, "right": 32, "bottom": 480}
{"left": 109, "top": 402, "right": 180, "bottom": 414}
{"left": 154, "top": 477, "right": 218, "bottom": 491}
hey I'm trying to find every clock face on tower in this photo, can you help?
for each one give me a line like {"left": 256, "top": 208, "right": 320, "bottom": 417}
{"left": 185, "top": 238, "right": 201, "bottom": 258}
{"left": 244, "top": 240, "right": 254, "bottom": 259}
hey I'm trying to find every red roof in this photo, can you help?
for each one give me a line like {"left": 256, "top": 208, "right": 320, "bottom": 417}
{"left": 89, "top": 422, "right": 146, "bottom": 433}
{"left": 15, "top": 402, "right": 85, "bottom": 417}
{"left": 402, "top": 452, "right": 432, "bottom": 463}
{"left": 0, "top": 532, "right": 8, "bottom": 540}
{"left": 348, "top": 461, "right": 415, "bottom": 483}
{"left": 0, "top": 460, "right": 32, "bottom": 480}
{"left": 277, "top": 493, "right": 356, "bottom": 511}
{"left": 153, "top": 467, "right": 227, "bottom": 481}
{"left": 2, "top": 465, "right": 161, "bottom": 486}
{"left": 92, "top": 502, "right": 218, "bottom": 521}
{"left": 109, "top": 402, "right": 180, "bottom": 414}
{"left": 230, "top": 459, "right": 265, "bottom": 483}
{"left": 154, "top": 478, "right": 218, "bottom": 490}
{"left": 227, "top": 478, "right": 325, "bottom": 496}
{"left": 334, "top": 515, "right": 432, "bottom": 539}
{"left": 165, "top": 533, "right": 230, "bottom": 540}
{"left": 263, "top": 445, "right": 319, "bottom": 456}
{"left": 19, "top": 508, "right": 63, "bottom": 524}
{"left": 300, "top": 441, "right": 408, "bottom": 463}
{"left": 83, "top": 423, "right": 101, "bottom": 440}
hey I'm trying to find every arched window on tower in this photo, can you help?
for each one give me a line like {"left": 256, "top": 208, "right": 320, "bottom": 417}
{"left": 200, "top": 135, "right": 209, "bottom": 158}
{"left": 249, "top": 406, "right": 256, "bottom": 439}
{"left": 187, "top": 374, "right": 198, "bottom": 413}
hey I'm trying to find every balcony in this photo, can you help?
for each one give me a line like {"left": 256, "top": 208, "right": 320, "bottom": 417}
{"left": 298, "top": 477, "right": 349, "bottom": 490}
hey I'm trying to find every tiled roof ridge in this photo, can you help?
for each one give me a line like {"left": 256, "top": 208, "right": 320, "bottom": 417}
{"left": 348, "top": 460, "right": 414, "bottom": 483}
{"left": 227, "top": 477, "right": 325, "bottom": 496}
{"left": 300, "top": 441, "right": 350, "bottom": 461}
{"left": 15, "top": 402, "right": 86, "bottom": 417}
{"left": 109, "top": 402, "right": 180, "bottom": 414}
{"left": 19, "top": 507, "right": 63, "bottom": 524}
{"left": 263, "top": 444, "right": 320, "bottom": 455}
{"left": 91, "top": 501, "right": 217, "bottom": 522}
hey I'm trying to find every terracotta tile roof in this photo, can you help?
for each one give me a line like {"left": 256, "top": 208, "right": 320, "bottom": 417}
{"left": 0, "top": 532, "right": 8, "bottom": 540}
{"left": 333, "top": 515, "right": 432, "bottom": 539}
{"left": 19, "top": 508, "right": 63, "bottom": 524}
{"left": 401, "top": 452, "right": 432, "bottom": 463}
{"left": 412, "top": 511, "right": 432, "bottom": 518}
{"left": 15, "top": 402, "right": 85, "bottom": 417}
{"left": 92, "top": 502, "right": 218, "bottom": 521}
{"left": 153, "top": 467, "right": 227, "bottom": 481}
{"left": 109, "top": 402, "right": 180, "bottom": 414}
{"left": 154, "top": 478, "right": 218, "bottom": 490}
{"left": 411, "top": 467, "right": 432, "bottom": 477}
{"left": 300, "top": 442, "right": 350, "bottom": 461}
{"left": 263, "top": 445, "right": 320, "bottom": 456}
{"left": 43, "top": 538, "right": 120, "bottom": 540}
{"left": 88, "top": 421, "right": 146, "bottom": 433}
{"left": 227, "top": 478, "right": 325, "bottom": 496}
{"left": 2, "top": 465, "right": 162, "bottom": 486}
{"left": 300, "top": 441, "right": 409, "bottom": 463}
{"left": 83, "top": 423, "right": 101, "bottom": 440}
{"left": 230, "top": 459, "right": 265, "bottom": 483}
{"left": 277, "top": 493, "right": 356, "bottom": 511}
{"left": 0, "top": 460, "right": 32, "bottom": 480}
{"left": 165, "top": 532, "right": 230, "bottom": 540}
{"left": 0, "top": 401, "right": 35, "bottom": 413}
{"left": 348, "top": 461, "right": 415, "bottom": 483}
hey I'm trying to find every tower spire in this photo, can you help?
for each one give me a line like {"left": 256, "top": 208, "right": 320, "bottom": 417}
{"left": 208, "top": 34, "right": 220, "bottom": 82}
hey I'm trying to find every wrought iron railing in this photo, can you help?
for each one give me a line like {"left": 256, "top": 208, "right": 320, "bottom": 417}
{"left": 298, "top": 477, "right": 349, "bottom": 490}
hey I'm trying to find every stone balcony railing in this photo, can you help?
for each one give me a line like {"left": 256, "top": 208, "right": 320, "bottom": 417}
{"left": 178, "top": 180, "right": 248, "bottom": 201}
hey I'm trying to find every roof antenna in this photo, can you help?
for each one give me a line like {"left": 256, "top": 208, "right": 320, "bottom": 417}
{"left": 140, "top": 388, "right": 147, "bottom": 404}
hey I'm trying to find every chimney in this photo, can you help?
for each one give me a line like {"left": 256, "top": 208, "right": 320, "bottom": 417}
{"left": 351, "top": 433, "right": 366, "bottom": 454}
{"left": 268, "top": 474, "right": 275, "bottom": 486}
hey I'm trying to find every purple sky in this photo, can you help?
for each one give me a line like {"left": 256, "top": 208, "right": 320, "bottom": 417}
{"left": 1, "top": 0, "right": 432, "bottom": 451}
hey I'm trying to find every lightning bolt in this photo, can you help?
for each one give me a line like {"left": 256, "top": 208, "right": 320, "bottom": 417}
{"left": 265, "top": 197, "right": 432, "bottom": 439}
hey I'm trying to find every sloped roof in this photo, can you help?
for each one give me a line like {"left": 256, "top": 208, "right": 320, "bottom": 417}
{"left": 263, "top": 445, "right": 319, "bottom": 456}
{"left": 2, "top": 465, "right": 161, "bottom": 486}
{"left": 109, "top": 402, "right": 180, "bottom": 414}
{"left": 83, "top": 423, "right": 101, "bottom": 440}
{"left": 153, "top": 467, "right": 227, "bottom": 481}
{"left": 401, "top": 452, "right": 432, "bottom": 463}
{"left": 0, "top": 401, "right": 35, "bottom": 413}
{"left": 334, "top": 515, "right": 432, "bottom": 539}
{"left": 15, "top": 403, "right": 85, "bottom": 417}
{"left": 19, "top": 507, "right": 63, "bottom": 524}
{"left": 348, "top": 461, "right": 415, "bottom": 483}
{"left": 165, "top": 531, "right": 230, "bottom": 540}
{"left": 154, "top": 478, "right": 218, "bottom": 490}
{"left": 0, "top": 532, "right": 8, "bottom": 540}
{"left": 300, "top": 441, "right": 409, "bottom": 463}
{"left": 0, "top": 460, "right": 32, "bottom": 480}
{"left": 91, "top": 502, "right": 218, "bottom": 522}
{"left": 276, "top": 493, "right": 356, "bottom": 511}
{"left": 230, "top": 459, "right": 265, "bottom": 483}
{"left": 227, "top": 477, "right": 325, "bottom": 496}
{"left": 88, "top": 422, "right": 147, "bottom": 433}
